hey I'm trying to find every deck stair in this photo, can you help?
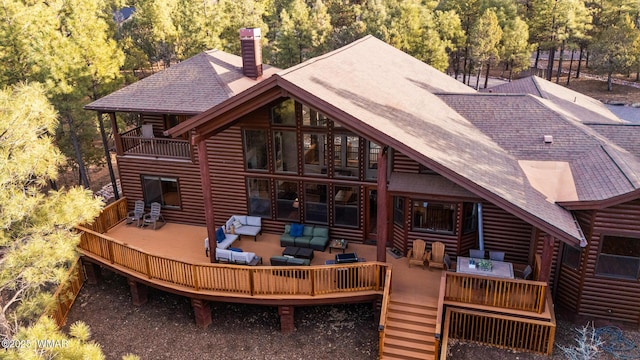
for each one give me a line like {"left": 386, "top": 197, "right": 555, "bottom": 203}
{"left": 381, "top": 296, "right": 438, "bottom": 360}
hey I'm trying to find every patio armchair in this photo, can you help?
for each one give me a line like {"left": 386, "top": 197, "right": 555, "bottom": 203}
{"left": 443, "top": 254, "right": 456, "bottom": 272}
{"left": 407, "top": 239, "right": 428, "bottom": 268}
{"left": 489, "top": 251, "right": 505, "bottom": 261}
{"left": 428, "top": 241, "right": 446, "bottom": 270}
{"left": 142, "top": 202, "right": 166, "bottom": 230}
{"left": 126, "top": 200, "right": 145, "bottom": 226}
{"left": 469, "top": 249, "right": 485, "bottom": 259}
{"left": 521, "top": 265, "right": 533, "bottom": 280}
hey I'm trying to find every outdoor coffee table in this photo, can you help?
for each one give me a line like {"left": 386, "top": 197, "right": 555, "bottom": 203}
{"left": 282, "top": 246, "right": 314, "bottom": 260}
{"left": 329, "top": 239, "right": 348, "bottom": 254}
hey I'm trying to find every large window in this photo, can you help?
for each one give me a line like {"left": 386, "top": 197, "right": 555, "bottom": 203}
{"left": 562, "top": 244, "right": 582, "bottom": 270}
{"left": 247, "top": 178, "right": 271, "bottom": 217}
{"left": 366, "top": 142, "right": 381, "bottom": 179}
{"left": 393, "top": 196, "right": 405, "bottom": 225}
{"left": 274, "top": 131, "right": 297, "bottom": 173}
{"left": 412, "top": 201, "right": 456, "bottom": 233}
{"left": 303, "top": 133, "right": 327, "bottom": 175}
{"left": 302, "top": 105, "right": 328, "bottom": 127}
{"left": 462, "top": 203, "right": 478, "bottom": 234}
{"left": 244, "top": 129, "right": 268, "bottom": 170}
{"left": 334, "top": 135, "right": 359, "bottom": 178}
{"left": 271, "top": 99, "right": 295, "bottom": 125}
{"left": 141, "top": 176, "right": 180, "bottom": 209}
{"left": 305, "top": 183, "right": 327, "bottom": 224}
{"left": 595, "top": 235, "right": 640, "bottom": 279}
{"left": 334, "top": 185, "right": 358, "bottom": 227}
{"left": 276, "top": 180, "right": 298, "bottom": 220}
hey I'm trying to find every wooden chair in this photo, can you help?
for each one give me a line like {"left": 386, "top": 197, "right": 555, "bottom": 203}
{"left": 489, "top": 251, "right": 505, "bottom": 261}
{"left": 126, "top": 200, "right": 145, "bottom": 226}
{"left": 408, "top": 239, "right": 428, "bottom": 268}
{"left": 428, "top": 242, "right": 446, "bottom": 270}
{"left": 469, "top": 249, "right": 485, "bottom": 259}
{"left": 142, "top": 202, "right": 166, "bottom": 230}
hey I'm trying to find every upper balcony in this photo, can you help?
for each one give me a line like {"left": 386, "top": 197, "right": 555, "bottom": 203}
{"left": 118, "top": 126, "right": 192, "bottom": 161}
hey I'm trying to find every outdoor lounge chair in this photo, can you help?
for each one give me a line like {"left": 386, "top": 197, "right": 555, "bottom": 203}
{"left": 489, "top": 251, "right": 505, "bottom": 261}
{"left": 142, "top": 202, "right": 166, "bottom": 230}
{"left": 428, "top": 241, "right": 446, "bottom": 270}
{"left": 407, "top": 239, "right": 428, "bottom": 268}
{"left": 520, "top": 265, "right": 532, "bottom": 280}
{"left": 469, "top": 249, "right": 485, "bottom": 259}
{"left": 443, "top": 254, "right": 456, "bottom": 271}
{"left": 126, "top": 200, "right": 145, "bottom": 226}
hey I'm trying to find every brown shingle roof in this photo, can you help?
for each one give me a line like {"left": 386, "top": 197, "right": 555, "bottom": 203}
{"left": 439, "top": 93, "right": 640, "bottom": 201}
{"left": 276, "top": 36, "right": 584, "bottom": 244}
{"left": 589, "top": 124, "right": 640, "bottom": 157}
{"left": 85, "top": 50, "right": 279, "bottom": 114}
{"left": 486, "top": 76, "right": 623, "bottom": 124}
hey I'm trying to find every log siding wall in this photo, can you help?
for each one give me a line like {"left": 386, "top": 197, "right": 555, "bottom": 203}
{"left": 577, "top": 200, "right": 640, "bottom": 324}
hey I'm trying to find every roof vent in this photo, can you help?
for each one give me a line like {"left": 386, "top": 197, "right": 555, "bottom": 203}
{"left": 543, "top": 135, "right": 553, "bottom": 144}
{"left": 239, "top": 28, "right": 262, "bottom": 79}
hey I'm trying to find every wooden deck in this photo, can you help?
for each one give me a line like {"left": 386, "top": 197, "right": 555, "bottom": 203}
{"left": 104, "top": 221, "right": 444, "bottom": 301}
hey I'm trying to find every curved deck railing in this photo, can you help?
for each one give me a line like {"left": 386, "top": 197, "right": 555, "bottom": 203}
{"left": 78, "top": 226, "right": 388, "bottom": 298}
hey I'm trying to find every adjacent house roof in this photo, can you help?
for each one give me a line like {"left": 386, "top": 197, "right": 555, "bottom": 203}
{"left": 85, "top": 50, "right": 279, "bottom": 114}
{"left": 485, "top": 76, "right": 624, "bottom": 125}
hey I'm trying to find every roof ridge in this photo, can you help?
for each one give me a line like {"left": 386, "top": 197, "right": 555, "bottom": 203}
{"left": 530, "top": 76, "right": 548, "bottom": 99}
{"left": 601, "top": 144, "right": 640, "bottom": 189}
{"left": 277, "top": 35, "right": 375, "bottom": 76}
{"left": 202, "top": 51, "right": 235, "bottom": 98}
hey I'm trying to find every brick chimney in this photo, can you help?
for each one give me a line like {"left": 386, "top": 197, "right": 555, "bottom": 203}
{"left": 240, "top": 28, "right": 262, "bottom": 79}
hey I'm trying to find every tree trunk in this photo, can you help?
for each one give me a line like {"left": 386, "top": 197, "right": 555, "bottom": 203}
{"left": 576, "top": 46, "right": 584, "bottom": 78}
{"left": 484, "top": 62, "right": 490, "bottom": 89}
{"left": 546, "top": 47, "right": 555, "bottom": 81}
{"left": 534, "top": 47, "right": 540, "bottom": 68}
{"left": 66, "top": 113, "right": 90, "bottom": 189}
{"left": 454, "top": 50, "right": 460, "bottom": 80}
{"left": 566, "top": 49, "right": 574, "bottom": 86}
{"left": 98, "top": 112, "right": 119, "bottom": 200}
{"left": 509, "top": 60, "right": 514, "bottom": 81}
{"left": 556, "top": 41, "right": 565, "bottom": 84}
{"left": 585, "top": 51, "right": 589, "bottom": 68}
{"left": 475, "top": 64, "right": 482, "bottom": 90}
{"left": 608, "top": 72, "right": 613, "bottom": 91}
{"left": 463, "top": 46, "right": 469, "bottom": 84}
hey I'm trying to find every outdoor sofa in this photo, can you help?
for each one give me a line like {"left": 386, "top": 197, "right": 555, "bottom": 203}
{"left": 225, "top": 215, "right": 262, "bottom": 241}
{"left": 216, "top": 248, "right": 259, "bottom": 265}
{"left": 280, "top": 223, "right": 329, "bottom": 251}
{"left": 205, "top": 226, "right": 238, "bottom": 254}
{"left": 270, "top": 255, "right": 311, "bottom": 266}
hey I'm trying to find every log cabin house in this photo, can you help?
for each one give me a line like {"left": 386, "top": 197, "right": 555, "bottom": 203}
{"left": 83, "top": 29, "right": 640, "bottom": 357}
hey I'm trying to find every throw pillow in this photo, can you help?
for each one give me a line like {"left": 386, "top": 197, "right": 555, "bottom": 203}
{"left": 290, "top": 223, "right": 304, "bottom": 237}
{"left": 232, "top": 219, "right": 243, "bottom": 229}
{"left": 216, "top": 227, "right": 225, "bottom": 243}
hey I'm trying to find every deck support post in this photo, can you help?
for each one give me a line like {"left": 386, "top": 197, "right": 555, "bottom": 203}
{"left": 197, "top": 139, "right": 216, "bottom": 263}
{"left": 82, "top": 260, "right": 102, "bottom": 285}
{"left": 539, "top": 234, "right": 554, "bottom": 283}
{"left": 372, "top": 297, "right": 382, "bottom": 323}
{"left": 127, "top": 278, "right": 148, "bottom": 306}
{"left": 190, "top": 299, "right": 212, "bottom": 329}
{"left": 376, "top": 146, "right": 388, "bottom": 262}
{"left": 278, "top": 305, "right": 295, "bottom": 333}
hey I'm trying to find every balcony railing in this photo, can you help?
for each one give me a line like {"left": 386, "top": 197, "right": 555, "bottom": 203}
{"left": 443, "top": 272, "right": 547, "bottom": 314}
{"left": 120, "top": 127, "right": 191, "bottom": 160}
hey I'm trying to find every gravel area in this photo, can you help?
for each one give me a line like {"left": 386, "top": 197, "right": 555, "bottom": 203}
{"left": 65, "top": 269, "right": 379, "bottom": 360}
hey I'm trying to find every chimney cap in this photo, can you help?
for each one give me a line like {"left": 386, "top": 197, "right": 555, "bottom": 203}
{"left": 240, "top": 28, "right": 261, "bottom": 40}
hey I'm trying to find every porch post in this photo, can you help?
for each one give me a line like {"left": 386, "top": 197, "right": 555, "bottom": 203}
{"left": 278, "top": 305, "right": 295, "bottom": 333}
{"left": 539, "top": 234, "right": 554, "bottom": 283}
{"left": 127, "top": 278, "right": 148, "bottom": 306}
{"left": 108, "top": 112, "right": 123, "bottom": 156}
{"left": 197, "top": 139, "right": 216, "bottom": 263}
{"left": 190, "top": 298, "right": 212, "bottom": 329}
{"left": 97, "top": 112, "right": 119, "bottom": 200}
{"left": 376, "top": 146, "right": 388, "bottom": 262}
{"left": 82, "top": 260, "right": 102, "bottom": 285}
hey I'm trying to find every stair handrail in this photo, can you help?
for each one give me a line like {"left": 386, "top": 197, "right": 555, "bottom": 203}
{"left": 435, "top": 271, "right": 446, "bottom": 358}
{"left": 377, "top": 267, "right": 392, "bottom": 359}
